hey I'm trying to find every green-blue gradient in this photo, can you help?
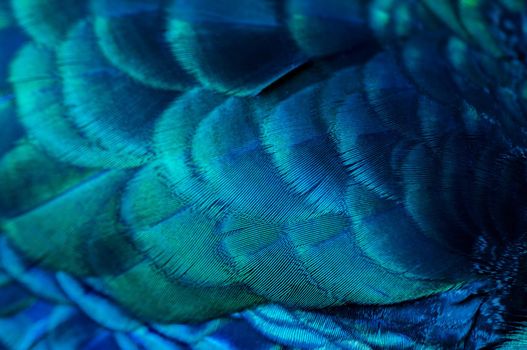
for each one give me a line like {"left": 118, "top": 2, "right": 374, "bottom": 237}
{"left": 1, "top": 0, "right": 527, "bottom": 349}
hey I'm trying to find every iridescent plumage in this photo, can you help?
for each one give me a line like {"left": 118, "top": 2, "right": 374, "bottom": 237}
{"left": 2, "top": 0, "right": 527, "bottom": 348}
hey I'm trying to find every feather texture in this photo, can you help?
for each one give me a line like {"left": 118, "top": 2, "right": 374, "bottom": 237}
{"left": 2, "top": 0, "right": 527, "bottom": 349}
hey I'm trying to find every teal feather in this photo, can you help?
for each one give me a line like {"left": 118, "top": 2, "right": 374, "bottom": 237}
{"left": 166, "top": 0, "right": 306, "bottom": 96}
{"left": 2, "top": 0, "right": 527, "bottom": 348}
{"left": 286, "top": 0, "right": 373, "bottom": 57}
{"left": 11, "top": 0, "right": 87, "bottom": 47}
{"left": 93, "top": 0, "right": 195, "bottom": 90}
{"left": 59, "top": 21, "right": 176, "bottom": 167}
{"left": 261, "top": 82, "right": 348, "bottom": 213}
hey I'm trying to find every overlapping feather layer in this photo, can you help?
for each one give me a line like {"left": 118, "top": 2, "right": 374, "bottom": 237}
{"left": 2, "top": 0, "right": 527, "bottom": 349}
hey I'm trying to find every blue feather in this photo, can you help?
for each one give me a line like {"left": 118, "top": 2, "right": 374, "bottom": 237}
{"left": 2, "top": 0, "right": 527, "bottom": 348}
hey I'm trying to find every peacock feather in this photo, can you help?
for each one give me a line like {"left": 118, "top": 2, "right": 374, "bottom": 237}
{"left": 2, "top": 0, "right": 527, "bottom": 348}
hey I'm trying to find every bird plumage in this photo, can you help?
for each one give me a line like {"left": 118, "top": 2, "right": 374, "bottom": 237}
{"left": 2, "top": 0, "right": 527, "bottom": 348}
